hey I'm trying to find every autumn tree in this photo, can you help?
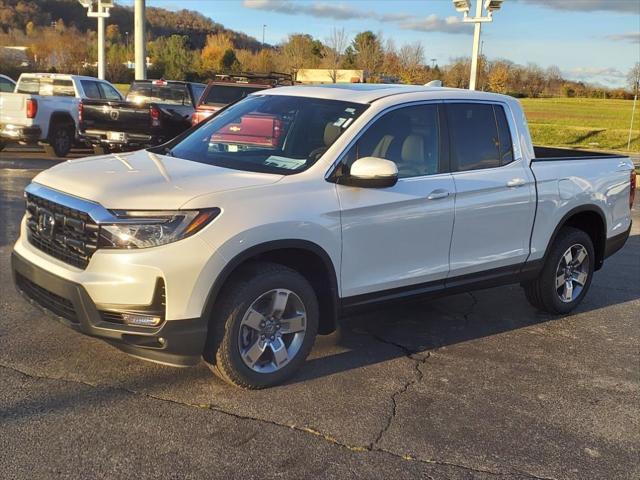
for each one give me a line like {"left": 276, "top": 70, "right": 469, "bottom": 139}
{"left": 487, "top": 62, "right": 509, "bottom": 93}
{"left": 352, "top": 31, "right": 382, "bottom": 74}
{"left": 201, "top": 32, "right": 234, "bottom": 73}
{"left": 323, "top": 27, "right": 348, "bottom": 83}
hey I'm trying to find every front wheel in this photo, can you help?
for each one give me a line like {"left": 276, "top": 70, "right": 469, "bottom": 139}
{"left": 205, "top": 262, "right": 319, "bottom": 389}
{"left": 523, "top": 227, "right": 595, "bottom": 314}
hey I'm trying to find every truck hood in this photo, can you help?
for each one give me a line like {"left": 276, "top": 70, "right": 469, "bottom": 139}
{"left": 33, "top": 149, "right": 283, "bottom": 209}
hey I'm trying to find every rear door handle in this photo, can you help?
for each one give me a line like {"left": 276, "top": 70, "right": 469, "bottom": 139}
{"left": 507, "top": 178, "right": 526, "bottom": 188}
{"left": 427, "top": 189, "right": 450, "bottom": 200}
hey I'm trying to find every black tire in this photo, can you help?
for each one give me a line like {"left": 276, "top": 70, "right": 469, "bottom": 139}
{"left": 204, "top": 262, "right": 319, "bottom": 389}
{"left": 0, "top": 140, "right": 5, "bottom": 152}
{"left": 49, "top": 123, "right": 74, "bottom": 157}
{"left": 523, "top": 227, "right": 595, "bottom": 314}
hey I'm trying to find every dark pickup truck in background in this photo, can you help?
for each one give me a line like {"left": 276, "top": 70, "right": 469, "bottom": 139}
{"left": 191, "top": 72, "right": 292, "bottom": 126}
{"left": 79, "top": 79, "right": 205, "bottom": 152}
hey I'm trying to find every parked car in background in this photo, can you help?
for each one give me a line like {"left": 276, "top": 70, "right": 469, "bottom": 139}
{"left": 0, "top": 73, "right": 122, "bottom": 157}
{"left": 0, "top": 73, "right": 16, "bottom": 92}
{"left": 191, "top": 72, "right": 292, "bottom": 125}
{"left": 12, "top": 85, "right": 635, "bottom": 389}
{"left": 79, "top": 79, "right": 205, "bottom": 152}
{"left": 0, "top": 74, "right": 17, "bottom": 151}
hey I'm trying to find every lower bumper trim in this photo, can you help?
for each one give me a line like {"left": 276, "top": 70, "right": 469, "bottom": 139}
{"left": 11, "top": 251, "right": 207, "bottom": 367}
{"left": 604, "top": 223, "right": 631, "bottom": 260}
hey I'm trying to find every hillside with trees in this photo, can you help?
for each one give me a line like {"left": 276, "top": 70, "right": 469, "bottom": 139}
{"left": 0, "top": 0, "right": 635, "bottom": 100}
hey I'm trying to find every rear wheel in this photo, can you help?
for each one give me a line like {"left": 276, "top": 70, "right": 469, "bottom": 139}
{"left": 204, "top": 262, "right": 319, "bottom": 389}
{"left": 523, "top": 227, "right": 594, "bottom": 314}
{"left": 48, "top": 123, "right": 74, "bottom": 157}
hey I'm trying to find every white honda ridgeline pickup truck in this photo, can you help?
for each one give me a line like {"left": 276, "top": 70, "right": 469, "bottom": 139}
{"left": 12, "top": 85, "right": 635, "bottom": 389}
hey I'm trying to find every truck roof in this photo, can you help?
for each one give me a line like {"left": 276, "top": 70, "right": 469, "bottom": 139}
{"left": 258, "top": 83, "right": 515, "bottom": 105}
{"left": 17, "top": 73, "right": 101, "bottom": 82}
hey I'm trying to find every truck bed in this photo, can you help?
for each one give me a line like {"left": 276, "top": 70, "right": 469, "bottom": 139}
{"left": 533, "top": 146, "right": 620, "bottom": 161}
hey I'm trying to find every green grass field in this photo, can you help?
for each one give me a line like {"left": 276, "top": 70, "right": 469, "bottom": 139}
{"left": 521, "top": 98, "right": 639, "bottom": 153}
{"left": 114, "top": 83, "right": 130, "bottom": 96}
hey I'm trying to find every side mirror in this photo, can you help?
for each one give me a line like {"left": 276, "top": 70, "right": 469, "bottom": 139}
{"left": 339, "top": 156, "right": 398, "bottom": 188}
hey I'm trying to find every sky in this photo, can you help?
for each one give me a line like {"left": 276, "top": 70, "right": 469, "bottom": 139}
{"left": 119, "top": 0, "right": 640, "bottom": 88}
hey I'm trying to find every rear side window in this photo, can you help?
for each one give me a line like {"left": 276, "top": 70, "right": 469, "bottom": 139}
{"left": 81, "top": 80, "right": 101, "bottom": 99}
{"left": 17, "top": 77, "right": 75, "bottom": 96}
{"left": 447, "top": 103, "right": 514, "bottom": 171}
{"left": 126, "top": 82, "right": 187, "bottom": 105}
{"left": 191, "top": 84, "right": 205, "bottom": 104}
{"left": 202, "top": 85, "right": 267, "bottom": 106}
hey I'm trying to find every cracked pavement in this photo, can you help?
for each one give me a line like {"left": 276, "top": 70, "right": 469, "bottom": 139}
{"left": 1, "top": 147, "right": 638, "bottom": 479}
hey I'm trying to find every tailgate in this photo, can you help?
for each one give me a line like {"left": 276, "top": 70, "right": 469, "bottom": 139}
{"left": 81, "top": 99, "right": 150, "bottom": 134}
{"left": 0, "top": 93, "right": 29, "bottom": 126}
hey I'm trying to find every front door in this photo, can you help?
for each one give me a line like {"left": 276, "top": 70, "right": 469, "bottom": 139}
{"left": 335, "top": 103, "right": 456, "bottom": 298}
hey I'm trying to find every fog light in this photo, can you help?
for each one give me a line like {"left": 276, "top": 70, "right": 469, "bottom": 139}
{"left": 121, "top": 313, "right": 162, "bottom": 327}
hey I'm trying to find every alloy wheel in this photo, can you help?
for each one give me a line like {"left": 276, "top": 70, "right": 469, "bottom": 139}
{"left": 555, "top": 244, "right": 589, "bottom": 303}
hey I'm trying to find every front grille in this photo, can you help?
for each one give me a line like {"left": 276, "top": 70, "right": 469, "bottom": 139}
{"left": 25, "top": 193, "right": 99, "bottom": 269}
{"left": 15, "top": 273, "right": 78, "bottom": 323}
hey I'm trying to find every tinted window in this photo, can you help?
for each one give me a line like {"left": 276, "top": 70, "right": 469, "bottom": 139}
{"left": 98, "top": 82, "right": 122, "bottom": 101}
{"left": 81, "top": 80, "right": 101, "bottom": 99}
{"left": 447, "top": 103, "right": 514, "bottom": 171}
{"left": 342, "top": 104, "right": 440, "bottom": 178}
{"left": 495, "top": 105, "right": 514, "bottom": 165}
{"left": 168, "top": 95, "right": 367, "bottom": 175}
{"left": 0, "top": 77, "right": 15, "bottom": 92}
{"left": 202, "top": 85, "right": 267, "bottom": 106}
{"left": 126, "top": 82, "right": 187, "bottom": 105}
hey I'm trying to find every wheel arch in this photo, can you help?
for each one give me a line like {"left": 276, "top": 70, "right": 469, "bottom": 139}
{"left": 202, "top": 240, "right": 340, "bottom": 338}
{"left": 48, "top": 111, "right": 76, "bottom": 138}
{"left": 544, "top": 205, "right": 607, "bottom": 271}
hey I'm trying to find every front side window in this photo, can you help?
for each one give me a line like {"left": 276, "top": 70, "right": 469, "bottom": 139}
{"left": 341, "top": 104, "right": 441, "bottom": 179}
{"left": 98, "top": 82, "right": 122, "bottom": 101}
{"left": 447, "top": 103, "right": 514, "bottom": 171}
{"left": 167, "top": 95, "right": 367, "bottom": 175}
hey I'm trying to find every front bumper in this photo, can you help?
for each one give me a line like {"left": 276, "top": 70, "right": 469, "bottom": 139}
{"left": 12, "top": 251, "right": 208, "bottom": 367}
{"left": 0, "top": 124, "right": 42, "bottom": 144}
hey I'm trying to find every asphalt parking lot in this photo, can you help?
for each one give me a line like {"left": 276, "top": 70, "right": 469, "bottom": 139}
{"left": 1, "top": 146, "right": 638, "bottom": 480}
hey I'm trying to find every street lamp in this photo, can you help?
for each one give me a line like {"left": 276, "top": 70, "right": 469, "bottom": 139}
{"left": 78, "top": 0, "right": 113, "bottom": 80}
{"left": 451, "top": 0, "right": 505, "bottom": 90}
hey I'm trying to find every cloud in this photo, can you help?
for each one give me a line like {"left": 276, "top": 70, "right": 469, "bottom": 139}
{"left": 563, "top": 66, "right": 627, "bottom": 86}
{"left": 242, "top": 0, "right": 471, "bottom": 34}
{"left": 606, "top": 32, "right": 640, "bottom": 43}
{"left": 519, "top": 0, "right": 640, "bottom": 14}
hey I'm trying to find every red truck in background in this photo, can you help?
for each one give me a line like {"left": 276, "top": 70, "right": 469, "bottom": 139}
{"left": 192, "top": 72, "right": 292, "bottom": 126}
{"left": 211, "top": 113, "right": 284, "bottom": 149}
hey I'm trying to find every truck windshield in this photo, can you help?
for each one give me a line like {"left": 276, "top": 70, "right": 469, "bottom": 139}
{"left": 168, "top": 95, "right": 368, "bottom": 175}
{"left": 126, "top": 82, "right": 188, "bottom": 105}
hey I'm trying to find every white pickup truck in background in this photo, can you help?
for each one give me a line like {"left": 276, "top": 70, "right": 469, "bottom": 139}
{"left": 0, "top": 73, "right": 122, "bottom": 157}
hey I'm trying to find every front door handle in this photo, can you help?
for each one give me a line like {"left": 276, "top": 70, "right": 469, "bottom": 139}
{"left": 427, "top": 189, "right": 450, "bottom": 200}
{"left": 507, "top": 178, "right": 526, "bottom": 188}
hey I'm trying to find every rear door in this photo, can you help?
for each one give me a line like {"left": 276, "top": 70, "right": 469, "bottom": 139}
{"left": 446, "top": 102, "right": 536, "bottom": 278}
{"left": 336, "top": 103, "right": 455, "bottom": 298}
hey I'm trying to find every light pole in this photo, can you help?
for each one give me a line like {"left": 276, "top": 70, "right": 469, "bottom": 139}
{"left": 628, "top": 69, "right": 639, "bottom": 151}
{"left": 452, "top": 0, "right": 504, "bottom": 91}
{"left": 134, "top": 0, "right": 147, "bottom": 80}
{"left": 78, "top": 0, "right": 113, "bottom": 80}
{"left": 262, "top": 24, "right": 267, "bottom": 49}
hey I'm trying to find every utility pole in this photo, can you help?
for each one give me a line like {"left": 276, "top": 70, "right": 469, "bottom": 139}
{"left": 262, "top": 24, "right": 267, "bottom": 49}
{"left": 628, "top": 69, "right": 639, "bottom": 151}
{"left": 135, "top": 0, "right": 147, "bottom": 80}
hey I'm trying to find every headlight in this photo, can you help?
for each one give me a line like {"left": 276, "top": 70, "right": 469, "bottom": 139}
{"left": 98, "top": 208, "right": 220, "bottom": 249}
